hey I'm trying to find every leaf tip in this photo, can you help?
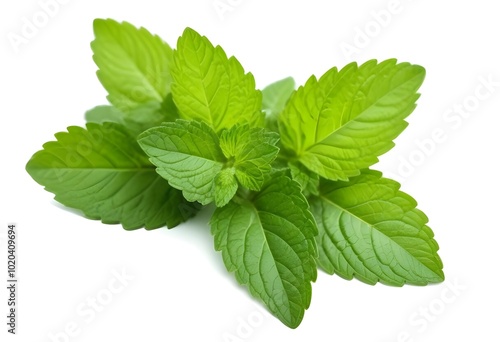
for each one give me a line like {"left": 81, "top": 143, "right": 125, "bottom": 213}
{"left": 92, "top": 18, "right": 114, "bottom": 34}
{"left": 181, "top": 27, "right": 200, "bottom": 40}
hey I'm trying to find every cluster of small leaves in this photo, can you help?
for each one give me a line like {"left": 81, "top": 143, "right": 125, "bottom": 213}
{"left": 26, "top": 19, "right": 444, "bottom": 328}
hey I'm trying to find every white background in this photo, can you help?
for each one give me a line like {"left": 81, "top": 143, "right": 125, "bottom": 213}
{"left": 1, "top": 0, "right": 499, "bottom": 341}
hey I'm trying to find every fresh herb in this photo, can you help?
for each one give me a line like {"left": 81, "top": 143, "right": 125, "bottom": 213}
{"left": 26, "top": 19, "right": 444, "bottom": 328}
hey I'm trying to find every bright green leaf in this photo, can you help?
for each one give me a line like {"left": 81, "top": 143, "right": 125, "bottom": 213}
{"left": 139, "top": 121, "right": 280, "bottom": 205}
{"left": 309, "top": 169, "right": 444, "bottom": 286}
{"left": 219, "top": 124, "right": 279, "bottom": 191}
{"left": 210, "top": 173, "right": 318, "bottom": 328}
{"left": 279, "top": 59, "right": 425, "bottom": 181}
{"left": 214, "top": 168, "right": 238, "bottom": 207}
{"left": 262, "top": 77, "right": 295, "bottom": 131}
{"left": 171, "top": 28, "right": 263, "bottom": 132}
{"left": 26, "top": 123, "right": 199, "bottom": 230}
{"left": 85, "top": 101, "right": 172, "bottom": 137}
{"left": 85, "top": 105, "right": 124, "bottom": 124}
{"left": 289, "top": 161, "right": 319, "bottom": 196}
{"left": 92, "top": 19, "right": 174, "bottom": 112}
{"left": 138, "top": 120, "right": 225, "bottom": 205}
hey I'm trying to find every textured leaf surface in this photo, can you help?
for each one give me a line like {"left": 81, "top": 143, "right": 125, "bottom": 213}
{"left": 139, "top": 121, "right": 280, "bottom": 205}
{"left": 289, "top": 161, "right": 319, "bottom": 196}
{"left": 171, "top": 28, "right": 263, "bottom": 131}
{"left": 219, "top": 124, "right": 279, "bottom": 191}
{"left": 138, "top": 120, "right": 225, "bottom": 205}
{"left": 214, "top": 168, "right": 238, "bottom": 207}
{"left": 279, "top": 59, "right": 425, "bottom": 181}
{"left": 210, "top": 173, "right": 317, "bottom": 328}
{"left": 309, "top": 169, "right": 444, "bottom": 286}
{"left": 26, "top": 123, "right": 198, "bottom": 229}
{"left": 92, "top": 19, "right": 173, "bottom": 112}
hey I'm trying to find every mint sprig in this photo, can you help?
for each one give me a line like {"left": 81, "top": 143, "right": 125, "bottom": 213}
{"left": 25, "top": 19, "right": 444, "bottom": 329}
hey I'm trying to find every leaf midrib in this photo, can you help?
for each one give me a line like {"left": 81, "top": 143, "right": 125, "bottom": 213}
{"left": 178, "top": 39, "right": 214, "bottom": 127}
{"left": 318, "top": 193, "right": 439, "bottom": 278}
{"left": 99, "top": 33, "right": 164, "bottom": 102}
{"left": 248, "top": 203, "right": 298, "bottom": 325}
{"left": 304, "top": 68, "right": 421, "bottom": 154}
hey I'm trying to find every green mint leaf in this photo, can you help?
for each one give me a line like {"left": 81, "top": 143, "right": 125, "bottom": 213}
{"left": 210, "top": 172, "right": 318, "bottom": 328}
{"left": 85, "top": 105, "right": 124, "bottom": 124}
{"left": 309, "top": 169, "right": 444, "bottom": 286}
{"left": 262, "top": 77, "right": 295, "bottom": 132}
{"left": 288, "top": 161, "right": 319, "bottom": 196}
{"left": 139, "top": 121, "right": 280, "bottom": 206}
{"left": 219, "top": 124, "right": 280, "bottom": 191}
{"left": 262, "top": 77, "right": 295, "bottom": 117}
{"left": 279, "top": 59, "right": 425, "bottom": 181}
{"left": 171, "top": 28, "right": 263, "bottom": 132}
{"left": 138, "top": 120, "right": 225, "bottom": 205}
{"left": 85, "top": 101, "right": 171, "bottom": 137}
{"left": 214, "top": 168, "right": 238, "bottom": 207}
{"left": 26, "top": 123, "right": 199, "bottom": 230}
{"left": 161, "top": 93, "right": 181, "bottom": 121}
{"left": 92, "top": 19, "right": 174, "bottom": 112}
